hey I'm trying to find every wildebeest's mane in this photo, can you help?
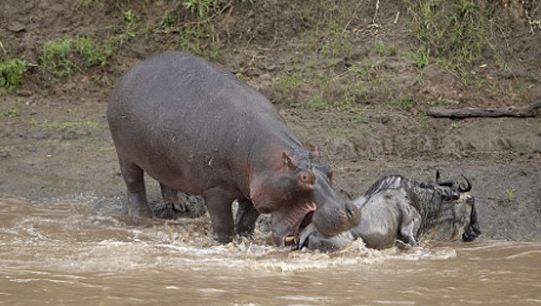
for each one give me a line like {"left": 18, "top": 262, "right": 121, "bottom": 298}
{"left": 363, "top": 175, "right": 412, "bottom": 198}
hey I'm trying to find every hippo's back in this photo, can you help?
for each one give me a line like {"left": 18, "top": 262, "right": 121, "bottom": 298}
{"left": 108, "top": 51, "right": 276, "bottom": 125}
{"left": 107, "top": 52, "right": 290, "bottom": 194}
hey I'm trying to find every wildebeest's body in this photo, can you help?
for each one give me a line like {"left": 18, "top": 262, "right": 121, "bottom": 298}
{"left": 300, "top": 174, "right": 480, "bottom": 251}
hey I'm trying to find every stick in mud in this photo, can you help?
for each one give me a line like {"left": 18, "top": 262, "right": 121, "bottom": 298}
{"left": 427, "top": 100, "right": 541, "bottom": 119}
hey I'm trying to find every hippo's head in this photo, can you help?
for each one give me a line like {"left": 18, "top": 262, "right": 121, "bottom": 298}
{"left": 250, "top": 152, "right": 360, "bottom": 246}
{"left": 431, "top": 171, "right": 481, "bottom": 242}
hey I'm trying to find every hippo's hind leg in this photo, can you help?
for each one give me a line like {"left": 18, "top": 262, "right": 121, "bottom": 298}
{"left": 204, "top": 187, "right": 235, "bottom": 243}
{"left": 235, "top": 199, "right": 260, "bottom": 237}
{"left": 119, "top": 159, "right": 152, "bottom": 218}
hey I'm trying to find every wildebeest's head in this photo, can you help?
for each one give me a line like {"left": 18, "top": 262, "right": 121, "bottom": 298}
{"left": 420, "top": 171, "right": 481, "bottom": 242}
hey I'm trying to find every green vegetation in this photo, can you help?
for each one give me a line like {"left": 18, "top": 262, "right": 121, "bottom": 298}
{"left": 273, "top": 67, "right": 367, "bottom": 117}
{"left": 306, "top": 95, "right": 328, "bottom": 110}
{"left": 329, "top": 127, "right": 350, "bottom": 137}
{"left": 159, "top": 0, "right": 222, "bottom": 59}
{"left": 276, "top": 73, "right": 303, "bottom": 94}
{"left": 40, "top": 36, "right": 109, "bottom": 77}
{"left": 40, "top": 38, "right": 74, "bottom": 77}
{"left": 177, "top": 23, "right": 220, "bottom": 59}
{"left": 105, "top": 9, "right": 140, "bottom": 52}
{"left": 36, "top": 120, "right": 98, "bottom": 130}
{"left": 183, "top": 0, "right": 219, "bottom": 19}
{"left": 393, "top": 95, "right": 416, "bottom": 112}
{"left": 374, "top": 40, "right": 397, "bottom": 57}
{"left": 75, "top": 37, "right": 108, "bottom": 67}
{"left": 319, "top": 23, "right": 352, "bottom": 58}
{"left": 0, "top": 105, "right": 20, "bottom": 118}
{"left": 412, "top": 47, "right": 430, "bottom": 68}
{"left": 0, "top": 58, "right": 27, "bottom": 91}
{"left": 78, "top": 0, "right": 103, "bottom": 8}
{"left": 273, "top": 73, "right": 303, "bottom": 105}
{"left": 406, "top": 0, "right": 489, "bottom": 75}
{"left": 311, "top": 1, "right": 358, "bottom": 58}
{"left": 504, "top": 187, "right": 516, "bottom": 204}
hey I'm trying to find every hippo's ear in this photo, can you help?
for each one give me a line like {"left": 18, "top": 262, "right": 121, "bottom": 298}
{"left": 282, "top": 152, "right": 297, "bottom": 170}
{"left": 297, "top": 170, "right": 315, "bottom": 190}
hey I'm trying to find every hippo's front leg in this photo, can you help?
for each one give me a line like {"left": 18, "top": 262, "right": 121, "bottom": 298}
{"left": 235, "top": 199, "right": 260, "bottom": 237}
{"left": 204, "top": 187, "right": 235, "bottom": 243}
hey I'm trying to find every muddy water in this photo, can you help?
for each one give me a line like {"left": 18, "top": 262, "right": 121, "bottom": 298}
{"left": 1, "top": 198, "right": 540, "bottom": 305}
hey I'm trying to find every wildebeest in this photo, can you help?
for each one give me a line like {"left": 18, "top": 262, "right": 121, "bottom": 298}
{"left": 298, "top": 171, "right": 481, "bottom": 252}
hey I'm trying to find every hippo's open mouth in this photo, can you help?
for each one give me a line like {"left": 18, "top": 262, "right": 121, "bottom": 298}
{"left": 285, "top": 210, "right": 315, "bottom": 246}
{"left": 273, "top": 201, "right": 316, "bottom": 247}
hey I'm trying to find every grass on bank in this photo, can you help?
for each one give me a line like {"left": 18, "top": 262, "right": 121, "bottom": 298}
{"left": 39, "top": 37, "right": 109, "bottom": 77}
{"left": 406, "top": 0, "right": 490, "bottom": 78}
{"left": 0, "top": 58, "right": 27, "bottom": 91}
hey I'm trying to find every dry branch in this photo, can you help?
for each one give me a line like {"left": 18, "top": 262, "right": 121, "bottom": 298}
{"left": 427, "top": 101, "right": 541, "bottom": 119}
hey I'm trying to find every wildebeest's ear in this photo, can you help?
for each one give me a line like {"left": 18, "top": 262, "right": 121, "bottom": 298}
{"left": 304, "top": 143, "right": 320, "bottom": 162}
{"left": 316, "top": 163, "right": 333, "bottom": 182}
{"left": 282, "top": 152, "right": 297, "bottom": 170}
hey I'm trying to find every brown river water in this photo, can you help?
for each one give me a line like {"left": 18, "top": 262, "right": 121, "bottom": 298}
{"left": 1, "top": 197, "right": 540, "bottom": 305}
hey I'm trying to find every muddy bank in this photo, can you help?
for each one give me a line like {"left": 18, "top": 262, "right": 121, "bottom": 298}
{"left": 0, "top": 98, "right": 540, "bottom": 241}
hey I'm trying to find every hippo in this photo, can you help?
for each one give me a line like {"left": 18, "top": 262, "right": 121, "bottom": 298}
{"left": 107, "top": 51, "right": 360, "bottom": 244}
{"left": 298, "top": 171, "right": 481, "bottom": 252}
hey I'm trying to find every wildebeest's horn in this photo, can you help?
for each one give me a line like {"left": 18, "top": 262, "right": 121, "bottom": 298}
{"left": 459, "top": 175, "right": 472, "bottom": 192}
{"left": 436, "top": 170, "right": 453, "bottom": 187}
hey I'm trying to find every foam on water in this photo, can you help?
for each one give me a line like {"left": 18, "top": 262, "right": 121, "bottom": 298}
{"left": 0, "top": 196, "right": 459, "bottom": 274}
{"left": 2, "top": 196, "right": 540, "bottom": 306}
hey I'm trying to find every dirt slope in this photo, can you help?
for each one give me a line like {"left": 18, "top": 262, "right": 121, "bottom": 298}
{"left": 1, "top": 0, "right": 540, "bottom": 240}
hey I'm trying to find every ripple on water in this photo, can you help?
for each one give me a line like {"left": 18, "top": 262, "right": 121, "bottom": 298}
{"left": 0, "top": 197, "right": 463, "bottom": 274}
{"left": 1, "top": 197, "right": 541, "bottom": 305}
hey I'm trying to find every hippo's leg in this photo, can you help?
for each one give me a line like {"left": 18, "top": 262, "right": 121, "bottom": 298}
{"left": 204, "top": 187, "right": 235, "bottom": 243}
{"left": 119, "top": 159, "right": 152, "bottom": 218}
{"left": 160, "top": 183, "right": 187, "bottom": 213}
{"left": 235, "top": 199, "right": 260, "bottom": 237}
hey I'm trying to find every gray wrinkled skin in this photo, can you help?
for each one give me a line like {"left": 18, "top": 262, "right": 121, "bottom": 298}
{"left": 299, "top": 174, "right": 480, "bottom": 251}
{"left": 107, "top": 51, "right": 359, "bottom": 244}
